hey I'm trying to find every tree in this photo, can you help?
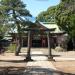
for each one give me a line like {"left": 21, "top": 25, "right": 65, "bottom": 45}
{"left": 0, "top": 6, "right": 10, "bottom": 40}
{"left": 55, "top": 0, "right": 75, "bottom": 49}
{"left": 0, "top": 0, "right": 32, "bottom": 55}
{"left": 55, "top": 0, "right": 75, "bottom": 37}
{"left": 37, "top": 6, "right": 56, "bottom": 22}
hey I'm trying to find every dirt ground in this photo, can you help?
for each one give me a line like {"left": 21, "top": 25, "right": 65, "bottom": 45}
{"left": 0, "top": 48, "right": 75, "bottom": 75}
{"left": 52, "top": 61, "right": 75, "bottom": 74}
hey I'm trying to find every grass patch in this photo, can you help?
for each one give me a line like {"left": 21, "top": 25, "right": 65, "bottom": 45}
{"left": 6, "top": 43, "right": 17, "bottom": 53}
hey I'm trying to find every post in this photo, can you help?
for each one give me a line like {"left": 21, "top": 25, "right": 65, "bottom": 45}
{"left": 47, "top": 31, "right": 53, "bottom": 60}
{"left": 24, "top": 31, "right": 32, "bottom": 61}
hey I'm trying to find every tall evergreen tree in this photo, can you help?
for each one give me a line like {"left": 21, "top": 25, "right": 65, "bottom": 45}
{"left": 55, "top": 0, "right": 75, "bottom": 49}
{"left": 37, "top": 6, "right": 56, "bottom": 22}
{"left": 55, "top": 0, "right": 75, "bottom": 37}
{"left": 0, "top": 0, "right": 32, "bottom": 55}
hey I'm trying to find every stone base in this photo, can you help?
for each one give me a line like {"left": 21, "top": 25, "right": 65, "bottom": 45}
{"left": 24, "top": 56, "right": 33, "bottom": 62}
{"left": 48, "top": 56, "right": 55, "bottom": 61}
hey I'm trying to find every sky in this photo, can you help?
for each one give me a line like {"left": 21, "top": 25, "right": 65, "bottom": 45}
{"left": 22, "top": 0, "right": 60, "bottom": 17}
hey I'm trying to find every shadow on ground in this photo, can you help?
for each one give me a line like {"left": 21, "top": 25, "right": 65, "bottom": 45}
{"left": 0, "top": 60, "right": 26, "bottom": 63}
{"left": 23, "top": 66, "right": 75, "bottom": 75}
{"left": 0, "top": 66, "right": 75, "bottom": 75}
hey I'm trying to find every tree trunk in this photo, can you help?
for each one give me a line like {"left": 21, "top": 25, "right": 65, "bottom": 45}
{"left": 25, "top": 31, "right": 32, "bottom": 61}
{"left": 15, "top": 21, "right": 22, "bottom": 55}
{"left": 15, "top": 20, "right": 22, "bottom": 56}
{"left": 15, "top": 35, "right": 22, "bottom": 56}
{"left": 12, "top": 10, "right": 22, "bottom": 56}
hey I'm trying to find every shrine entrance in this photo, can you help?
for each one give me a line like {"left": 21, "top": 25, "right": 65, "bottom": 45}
{"left": 22, "top": 35, "right": 48, "bottom": 47}
{"left": 32, "top": 35, "right": 48, "bottom": 47}
{"left": 23, "top": 28, "right": 55, "bottom": 61}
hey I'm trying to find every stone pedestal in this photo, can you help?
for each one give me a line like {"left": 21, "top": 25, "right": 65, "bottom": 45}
{"left": 48, "top": 56, "right": 55, "bottom": 61}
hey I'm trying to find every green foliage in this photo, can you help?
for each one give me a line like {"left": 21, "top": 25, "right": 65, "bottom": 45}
{"left": 55, "top": 0, "right": 75, "bottom": 37}
{"left": 37, "top": 6, "right": 56, "bottom": 22}
{"left": 0, "top": 24, "right": 11, "bottom": 40}
{"left": 0, "top": 35, "right": 3, "bottom": 40}
{"left": 6, "top": 43, "right": 17, "bottom": 53}
{"left": 37, "top": 0, "right": 75, "bottom": 38}
{"left": 0, "top": 0, "right": 32, "bottom": 33}
{"left": 0, "top": 0, "right": 32, "bottom": 54}
{"left": 69, "top": 14, "right": 75, "bottom": 37}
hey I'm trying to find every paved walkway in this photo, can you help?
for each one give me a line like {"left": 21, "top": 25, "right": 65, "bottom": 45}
{"left": 23, "top": 51, "right": 59, "bottom": 75}
{"left": 27, "top": 51, "right": 56, "bottom": 69}
{"left": 24, "top": 61, "right": 57, "bottom": 75}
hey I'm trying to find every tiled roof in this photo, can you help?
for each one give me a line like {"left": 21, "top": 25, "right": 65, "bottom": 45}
{"left": 39, "top": 22, "right": 64, "bottom": 33}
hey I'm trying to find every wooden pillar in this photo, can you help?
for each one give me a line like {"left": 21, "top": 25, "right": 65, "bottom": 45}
{"left": 25, "top": 31, "right": 32, "bottom": 61}
{"left": 47, "top": 31, "right": 53, "bottom": 60}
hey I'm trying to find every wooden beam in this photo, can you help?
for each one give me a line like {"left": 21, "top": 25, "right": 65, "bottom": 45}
{"left": 22, "top": 28, "right": 55, "bottom": 31}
